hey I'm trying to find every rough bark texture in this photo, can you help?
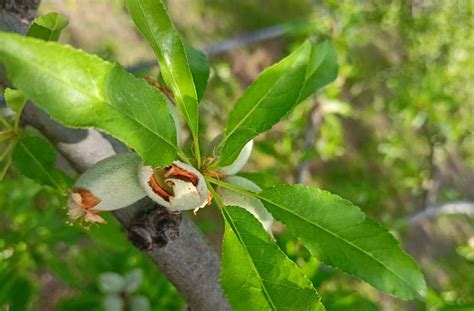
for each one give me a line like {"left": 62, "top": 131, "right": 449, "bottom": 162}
{"left": 1, "top": 2, "right": 230, "bottom": 309}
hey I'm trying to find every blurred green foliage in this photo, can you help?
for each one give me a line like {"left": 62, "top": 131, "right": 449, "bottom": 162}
{"left": 1, "top": 0, "right": 473, "bottom": 310}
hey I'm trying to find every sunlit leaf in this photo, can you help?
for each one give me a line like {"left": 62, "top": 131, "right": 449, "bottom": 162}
{"left": 221, "top": 206, "right": 324, "bottom": 310}
{"left": 0, "top": 32, "right": 178, "bottom": 167}
{"left": 260, "top": 185, "right": 426, "bottom": 299}
{"left": 27, "top": 12, "right": 69, "bottom": 41}
{"left": 219, "top": 41, "right": 312, "bottom": 166}
{"left": 124, "top": 0, "right": 199, "bottom": 141}
{"left": 218, "top": 41, "right": 338, "bottom": 166}
{"left": 184, "top": 43, "right": 210, "bottom": 101}
{"left": 299, "top": 41, "right": 338, "bottom": 102}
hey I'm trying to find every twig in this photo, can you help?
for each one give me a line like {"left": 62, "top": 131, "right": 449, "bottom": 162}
{"left": 407, "top": 201, "right": 474, "bottom": 225}
{"left": 127, "top": 23, "right": 288, "bottom": 73}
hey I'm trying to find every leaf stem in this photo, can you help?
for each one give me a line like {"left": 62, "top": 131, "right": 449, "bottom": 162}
{"left": 177, "top": 149, "right": 192, "bottom": 166}
{"left": 207, "top": 176, "right": 261, "bottom": 199}
{"left": 193, "top": 135, "right": 202, "bottom": 168}
{"left": 208, "top": 180, "right": 280, "bottom": 310}
{"left": 0, "top": 140, "right": 16, "bottom": 161}
{"left": 0, "top": 130, "right": 14, "bottom": 142}
{"left": 0, "top": 114, "right": 13, "bottom": 130}
{"left": 0, "top": 153, "right": 12, "bottom": 181}
{"left": 207, "top": 181, "right": 225, "bottom": 208}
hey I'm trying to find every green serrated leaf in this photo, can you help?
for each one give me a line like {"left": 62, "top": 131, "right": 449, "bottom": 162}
{"left": 0, "top": 32, "right": 178, "bottom": 167}
{"left": 124, "top": 0, "right": 199, "bottom": 145}
{"left": 299, "top": 41, "right": 338, "bottom": 103}
{"left": 259, "top": 184, "right": 426, "bottom": 300}
{"left": 218, "top": 41, "right": 311, "bottom": 166}
{"left": 218, "top": 41, "right": 338, "bottom": 167}
{"left": 238, "top": 171, "right": 283, "bottom": 189}
{"left": 221, "top": 206, "right": 324, "bottom": 311}
{"left": 27, "top": 12, "right": 69, "bottom": 41}
{"left": 12, "top": 135, "right": 72, "bottom": 192}
{"left": 184, "top": 43, "right": 210, "bottom": 101}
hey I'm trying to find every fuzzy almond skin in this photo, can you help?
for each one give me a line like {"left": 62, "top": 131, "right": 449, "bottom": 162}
{"left": 218, "top": 175, "right": 273, "bottom": 235}
{"left": 139, "top": 161, "right": 209, "bottom": 212}
{"left": 73, "top": 153, "right": 147, "bottom": 212}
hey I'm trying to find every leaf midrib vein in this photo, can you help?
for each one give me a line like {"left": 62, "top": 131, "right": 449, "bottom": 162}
{"left": 18, "top": 141, "right": 62, "bottom": 191}
{"left": 212, "top": 179, "right": 417, "bottom": 294}
{"left": 260, "top": 193, "right": 418, "bottom": 294}
{"left": 223, "top": 62, "right": 298, "bottom": 144}
{"left": 135, "top": 0, "right": 196, "bottom": 133}
{"left": 14, "top": 52, "right": 178, "bottom": 152}
{"left": 223, "top": 208, "right": 277, "bottom": 310}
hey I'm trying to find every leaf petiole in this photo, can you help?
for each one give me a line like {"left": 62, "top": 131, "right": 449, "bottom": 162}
{"left": 0, "top": 113, "right": 13, "bottom": 130}
{"left": 193, "top": 138, "right": 202, "bottom": 169}
{"left": 0, "top": 140, "right": 16, "bottom": 161}
{"left": 207, "top": 176, "right": 261, "bottom": 199}
{"left": 207, "top": 181, "right": 225, "bottom": 208}
{"left": 0, "top": 130, "right": 14, "bottom": 142}
{"left": 177, "top": 149, "right": 193, "bottom": 166}
{"left": 0, "top": 153, "right": 12, "bottom": 181}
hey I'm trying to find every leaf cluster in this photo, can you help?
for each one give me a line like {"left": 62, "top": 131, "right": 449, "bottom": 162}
{"left": 0, "top": 2, "right": 428, "bottom": 309}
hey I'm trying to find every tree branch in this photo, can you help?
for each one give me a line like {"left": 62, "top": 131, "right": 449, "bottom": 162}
{"left": 407, "top": 201, "right": 474, "bottom": 225}
{"left": 1, "top": 2, "right": 229, "bottom": 309}
{"left": 21, "top": 101, "right": 230, "bottom": 311}
{"left": 127, "top": 23, "right": 287, "bottom": 73}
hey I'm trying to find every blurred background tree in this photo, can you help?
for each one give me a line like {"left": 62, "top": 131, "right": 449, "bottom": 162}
{"left": 1, "top": 0, "right": 473, "bottom": 310}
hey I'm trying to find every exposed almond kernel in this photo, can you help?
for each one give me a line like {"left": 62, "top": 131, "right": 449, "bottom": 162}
{"left": 139, "top": 161, "right": 209, "bottom": 211}
{"left": 165, "top": 164, "right": 199, "bottom": 186}
{"left": 149, "top": 174, "right": 172, "bottom": 202}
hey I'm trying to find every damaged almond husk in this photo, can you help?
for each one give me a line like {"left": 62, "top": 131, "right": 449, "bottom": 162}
{"left": 139, "top": 160, "right": 210, "bottom": 212}
{"left": 68, "top": 153, "right": 146, "bottom": 224}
